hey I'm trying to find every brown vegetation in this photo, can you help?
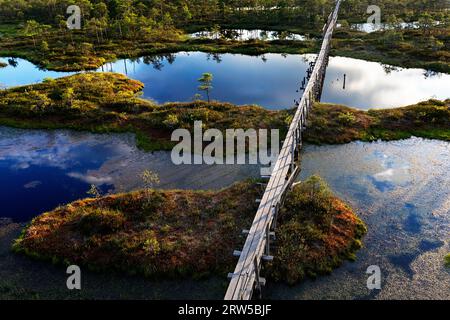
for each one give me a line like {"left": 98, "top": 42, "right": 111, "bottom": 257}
{"left": 13, "top": 177, "right": 366, "bottom": 283}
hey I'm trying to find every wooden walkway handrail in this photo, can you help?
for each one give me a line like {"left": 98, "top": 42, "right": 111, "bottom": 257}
{"left": 225, "top": 0, "right": 342, "bottom": 300}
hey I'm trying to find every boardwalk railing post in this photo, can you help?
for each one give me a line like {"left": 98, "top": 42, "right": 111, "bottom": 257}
{"left": 272, "top": 203, "right": 279, "bottom": 230}
{"left": 253, "top": 257, "right": 262, "bottom": 299}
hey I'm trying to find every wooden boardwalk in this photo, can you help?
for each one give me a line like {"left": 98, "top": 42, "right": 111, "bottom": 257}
{"left": 225, "top": 0, "right": 342, "bottom": 300}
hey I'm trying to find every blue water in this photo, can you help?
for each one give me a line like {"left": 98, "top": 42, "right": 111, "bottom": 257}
{"left": 268, "top": 138, "right": 450, "bottom": 300}
{"left": 0, "top": 128, "right": 118, "bottom": 221}
{"left": 1, "top": 53, "right": 448, "bottom": 109}
{"left": 0, "top": 126, "right": 260, "bottom": 222}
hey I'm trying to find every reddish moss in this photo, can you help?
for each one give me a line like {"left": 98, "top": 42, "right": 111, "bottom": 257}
{"left": 14, "top": 177, "right": 366, "bottom": 284}
{"left": 267, "top": 176, "right": 367, "bottom": 284}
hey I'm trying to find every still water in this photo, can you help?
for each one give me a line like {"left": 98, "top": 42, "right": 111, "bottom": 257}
{"left": 0, "top": 53, "right": 448, "bottom": 109}
{"left": 190, "top": 29, "right": 308, "bottom": 41}
{"left": 0, "top": 126, "right": 260, "bottom": 222}
{"left": 0, "top": 126, "right": 449, "bottom": 299}
{"left": 269, "top": 138, "right": 450, "bottom": 300}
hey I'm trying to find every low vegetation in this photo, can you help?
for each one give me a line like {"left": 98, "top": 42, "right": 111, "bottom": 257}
{"left": 1, "top": 24, "right": 448, "bottom": 73}
{"left": 13, "top": 176, "right": 366, "bottom": 283}
{"left": 0, "top": 28, "right": 317, "bottom": 72}
{"left": 305, "top": 100, "right": 450, "bottom": 144}
{"left": 267, "top": 176, "right": 367, "bottom": 284}
{"left": 0, "top": 72, "right": 288, "bottom": 151}
{"left": 0, "top": 1, "right": 448, "bottom": 72}
{"left": 445, "top": 254, "right": 450, "bottom": 268}
{"left": 333, "top": 25, "right": 450, "bottom": 73}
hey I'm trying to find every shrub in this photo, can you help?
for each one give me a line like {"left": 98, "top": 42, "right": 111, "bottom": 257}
{"left": 77, "top": 208, "right": 126, "bottom": 236}
{"left": 162, "top": 114, "right": 179, "bottom": 128}
{"left": 284, "top": 175, "right": 334, "bottom": 220}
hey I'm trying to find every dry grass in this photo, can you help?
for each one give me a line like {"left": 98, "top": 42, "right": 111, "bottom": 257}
{"left": 305, "top": 100, "right": 450, "bottom": 144}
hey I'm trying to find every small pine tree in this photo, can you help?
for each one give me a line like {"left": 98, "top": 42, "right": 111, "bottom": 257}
{"left": 198, "top": 73, "right": 213, "bottom": 102}
{"left": 87, "top": 184, "right": 101, "bottom": 198}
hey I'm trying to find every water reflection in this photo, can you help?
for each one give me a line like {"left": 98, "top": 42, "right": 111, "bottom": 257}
{"left": 0, "top": 53, "right": 448, "bottom": 109}
{"left": 349, "top": 21, "right": 443, "bottom": 33}
{"left": 268, "top": 138, "right": 450, "bottom": 300}
{"left": 0, "top": 126, "right": 259, "bottom": 222}
{"left": 190, "top": 29, "right": 308, "bottom": 41}
{"left": 322, "top": 56, "right": 450, "bottom": 109}
{"left": 0, "top": 57, "right": 73, "bottom": 87}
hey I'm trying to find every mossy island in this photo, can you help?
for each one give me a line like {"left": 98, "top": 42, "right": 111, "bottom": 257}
{"left": 13, "top": 176, "right": 366, "bottom": 284}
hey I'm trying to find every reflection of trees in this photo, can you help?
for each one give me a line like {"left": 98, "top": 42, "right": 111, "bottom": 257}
{"left": 8, "top": 58, "right": 18, "bottom": 67}
{"left": 259, "top": 30, "right": 269, "bottom": 41}
{"left": 166, "top": 54, "right": 176, "bottom": 64}
{"left": 423, "top": 69, "right": 439, "bottom": 79}
{"left": 300, "top": 55, "right": 316, "bottom": 64}
{"left": 194, "top": 28, "right": 303, "bottom": 41}
{"left": 128, "top": 57, "right": 141, "bottom": 73}
{"left": 206, "top": 53, "right": 222, "bottom": 63}
{"left": 142, "top": 54, "right": 176, "bottom": 70}
{"left": 220, "top": 29, "right": 239, "bottom": 40}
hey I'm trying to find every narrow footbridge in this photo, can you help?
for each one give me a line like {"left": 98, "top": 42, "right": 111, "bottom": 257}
{"left": 225, "top": 0, "right": 342, "bottom": 300}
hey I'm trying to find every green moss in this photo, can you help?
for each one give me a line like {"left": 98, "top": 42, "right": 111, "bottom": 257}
{"left": 1, "top": 20, "right": 448, "bottom": 73}
{"left": 332, "top": 26, "right": 450, "bottom": 73}
{"left": 0, "top": 27, "right": 318, "bottom": 72}
{"left": 0, "top": 73, "right": 448, "bottom": 151}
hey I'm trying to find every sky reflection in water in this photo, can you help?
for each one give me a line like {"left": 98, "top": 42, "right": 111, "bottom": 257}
{"left": 0, "top": 126, "right": 449, "bottom": 299}
{"left": 0, "top": 53, "right": 448, "bottom": 110}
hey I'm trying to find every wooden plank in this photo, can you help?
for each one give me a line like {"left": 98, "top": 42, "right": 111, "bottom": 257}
{"left": 225, "top": 0, "right": 342, "bottom": 300}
